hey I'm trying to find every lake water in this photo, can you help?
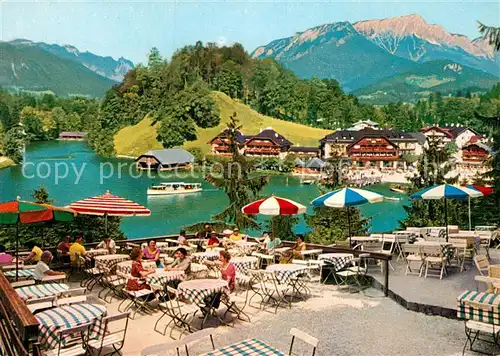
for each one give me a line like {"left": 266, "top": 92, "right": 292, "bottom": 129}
{"left": 0, "top": 141, "right": 410, "bottom": 238}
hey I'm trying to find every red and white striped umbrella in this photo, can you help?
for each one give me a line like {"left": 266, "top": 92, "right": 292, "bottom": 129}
{"left": 241, "top": 196, "right": 306, "bottom": 216}
{"left": 68, "top": 191, "right": 151, "bottom": 216}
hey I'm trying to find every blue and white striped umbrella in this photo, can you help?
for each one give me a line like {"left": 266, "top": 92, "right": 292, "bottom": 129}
{"left": 410, "top": 184, "right": 483, "bottom": 201}
{"left": 311, "top": 187, "right": 384, "bottom": 208}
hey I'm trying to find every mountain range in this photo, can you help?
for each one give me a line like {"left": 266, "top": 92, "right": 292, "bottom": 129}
{"left": 252, "top": 14, "right": 499, "bottom": 101}
{"left": 0, "top": 40, "right": 134, "bottom": 97}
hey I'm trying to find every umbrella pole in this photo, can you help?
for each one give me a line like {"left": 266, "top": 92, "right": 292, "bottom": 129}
{"left": 105, "top": 213, "right": 108, "bottom": 235}
{"left": 347, "top": 207, "right": 352, "bottom": 247}
{"left": 444, "top": 198, "right": 449, "bottom": 242}
{"left": 468, "top": 197, "right": 472, "bottom": 231}
{"left": 15, "top": 223, "right": 19, "bottom": 282}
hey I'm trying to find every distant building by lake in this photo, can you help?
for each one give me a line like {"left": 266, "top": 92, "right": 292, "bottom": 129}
{"left": 136, "top": 148, "right": 194, "bottom": 171}
{"left": 58, "top": 131, "right": 86, "bottom": 141}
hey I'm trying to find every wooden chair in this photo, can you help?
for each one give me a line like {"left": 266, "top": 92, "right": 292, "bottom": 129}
{"left": 474, "top": 255, "right": 490, "bottom": 276}
{"left": 421, "top": 245, "right": 447, "bottom": 279}
{"left": 87, "top": 312, "right": 130, "bottom": 355}
{"left": 289, "top": 328, "right": 319, "bottom": 356}
{"left": 44, "top": 322, "right": 91, "bottom": 356}
{"left": 450, "top": 241, "right": 467, "bottom": 272}
{"left": 402, "top": 244, "right": 423, "bottom": 277}
{"left": 460, "top": 300, "right": 500, "bottom": 355}
{"left": 26, "top": 296, "right": 56, "bottom": 314}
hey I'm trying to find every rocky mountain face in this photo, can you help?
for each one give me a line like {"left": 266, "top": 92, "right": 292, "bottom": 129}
{"left": 7, "top": 39, "right": 134, "bottom": 82}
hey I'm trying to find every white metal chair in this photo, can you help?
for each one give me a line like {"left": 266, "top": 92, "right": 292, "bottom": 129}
{"left": 289, "top": 328, "right": 319, "bottom": 356}
{"left": 11, "top": 279, "right": 35, "bottom": 288}
{"left": 26, "top": 295, "right": 56, "bottom": 314}
{"left": 41, "top": 274, "right": 67, "bottom": 284}
{"left": 140, "top": 328, "right": 216, "bottom": 356}
{"left": 250, "top": 270, "right": 290, "bottom": 313}
{"left": 117, "top": 272, "right": 155, "bottom": 319}
{"left": 402, "top": 244, "right": 423, "bottom": 277}
{"left": 44, "top": 322, "right": 91, "bottom": 356}
{"left": 421, "top": 245, "right": 447, "bottom": 279}
{"left": 86, "top": 312, "right": 130, "bottom": 356}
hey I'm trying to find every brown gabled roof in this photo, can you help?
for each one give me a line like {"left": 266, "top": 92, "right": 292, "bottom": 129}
{"left": 209, "top": 129, "right": 246, "bottom": 144}
{"left": 347, "top": 135, "right": 399, "bottom": 150}
{"left": 250, "top": 129, "right": 293, "bottom": 147}
{"left": 420, "top": 126, "right": 454, "bottom": 138}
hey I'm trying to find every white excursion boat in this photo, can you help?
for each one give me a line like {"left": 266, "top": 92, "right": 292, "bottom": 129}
{"left": 147, "top": 182, "right": 202, "bottom": 196}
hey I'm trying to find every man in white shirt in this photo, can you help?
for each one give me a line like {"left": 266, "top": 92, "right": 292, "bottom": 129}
{"left": 96, "top": 237, "right": 117, "bottom": 254}
{"left": 34, "top": 251, "right": 66, "bottom": 282}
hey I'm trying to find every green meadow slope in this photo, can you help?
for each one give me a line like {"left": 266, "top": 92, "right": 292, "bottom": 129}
{"left": 114, "top": 91, "right": 331, "bottom": 157}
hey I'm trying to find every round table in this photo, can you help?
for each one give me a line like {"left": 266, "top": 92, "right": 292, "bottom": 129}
{"left": 95, "top": 254, "right": 129, "bottom": 270}
{"left": 178, "top": 279, "right": 230, "bottom": 305}
{"left": 231, "top": 256, "right": 258, "bottom": 275}
{"left": 192, "top": 251, "right": 220, "bottom": 264}
{"left": 36, "top": 303, "right": 106, "bottom": 350}
{"left": 318, "top": 253, "right": 354, "bottom": 272}
{"left": 146, "top": 269, "right": 185, "bottom": 286}
{"left": 266, "top": 264, "right": 308, "bottom": 284}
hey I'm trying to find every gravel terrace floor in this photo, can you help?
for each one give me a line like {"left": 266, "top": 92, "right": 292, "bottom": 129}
{"left": 72, "top": 280, "right": 498, "bottom": 356}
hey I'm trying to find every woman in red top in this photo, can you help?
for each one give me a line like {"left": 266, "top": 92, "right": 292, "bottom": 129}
{"left": 127, "top": 247, "right": 155, "bottom": 291}
{"left": 219, "top": 250, "right": 236, "bottom": 292}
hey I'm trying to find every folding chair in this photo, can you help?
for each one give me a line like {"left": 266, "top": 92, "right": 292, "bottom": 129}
{"left": 421, "top": 245, "right": 447, "bottom": 279}
{"left": 56, "top": 288, "right": 87, "bottom": 306}
{"left": 222, "top": 286, "right": 252, "bottom": 323}
{"left": 26, "top": 295, "right": 56, "bottom": 314}
{"left": 335, "top": 255, "right": 369, "bottom": 293}
{"left": 251, "top": 270, "right": 290, "bottom": 314}
{"left": 402, "top": 244, "right": 423, "bottom": 277}
{"left": 117, "top": 274, "right": 156, "bottom": 320}
{"left": 44, "top": 322, "right": 91, "bottom": 356}
{"left": 141, "top": 328, "right": 216, "bottom": 356}
{"left": 87, "top": 312, "right": 130, "bottom": 356}
{"left": 98, "top": 263, "right": 126, "bottom": 303}
{"left": 289, "top": 328, "right": 319, "bottom": 356}
{"left": 11, "top": 279, "right": 35, "bottom": 288}
{"left": 461, "top": 300, "right": 500, "bottom": 355}
{"left": 152, "top": 284, "right": 198, "bottom": 338}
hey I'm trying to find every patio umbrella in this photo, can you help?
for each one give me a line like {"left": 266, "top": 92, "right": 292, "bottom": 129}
{"left": 463, "top": 185, "right": 494, "bottom": 230}
{"left": 410, "top": 184, "right": 483, "bottom": 241}
{"left": 68, "top": 190, "right": 151, "bottom": 233}
{"left": 0, "top": 198, "right": 77, "bottom": 280}
{"left": 311, "top": 187, "right": 384, "bottom": 246}
{"left": 241, "top": 196, "right": 306, "bottom": 237}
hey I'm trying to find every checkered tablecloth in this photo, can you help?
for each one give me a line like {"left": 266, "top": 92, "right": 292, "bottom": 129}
{"left": 116, "top": 256, "right": 174, "bottom": 274}
{"left": 457, "top": 290, "right": 500, "bottom": 325}
{"left": 4, "top": 269, "right": 35, "bottom": 278}
{"left": 199, "top": 338, "right": 284, "bottom": 356}
{"left": 94, "top": 254, "right": 129, "bottom": 270}
{"left": 231, "top": 257, "right": 258, "bottom": 275}
{"left": 266, "top": 264, "right": 308, "bottom": 284}
{"left": 192, "top": 251, "right": 220, "bottom": 264}
{"left": 16, "top": 283, "right": 70, "bottom": 301}
{"left": 86, "top": 249, "right": 109, "bottom": 258}
{"left": 36, "top": 303, "right": 106, "bottom": 350}
{"left": 318, "top": 253, "right": 354, "bottom": 272}
{"left": 178, "top": 279, "right": 230, "bottom": 306}
{"left": 146, "top": 270, "right": 185, "bottom": 286}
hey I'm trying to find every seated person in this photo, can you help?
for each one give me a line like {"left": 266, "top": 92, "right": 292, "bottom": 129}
{"left": 127, "top": 248, "right": 155, "bottom": 291}
{"left": 0, "top": 244, "right": 13, "bottom": 265}
{"left": 177, "top": 230, "right": 190, "bottom": 247}
{"left": 197, "top": 224, "right": 212, "bottom": 239}
{"left": 221, "top": 229, "right": 234, "bottom": 248}
{"left": 57, "top": 235, "right": 72, "bottom": 256}
{"left": 264, "top": 234, "right": 282, "bottom": 252}
{"left": 204, "top": 250, "right": 236, "bottom": 292}
{"left": 230, "top": 228, "right": 245, "bottom": 242}
{"left": 166, "top": 248, "right": 191, "bottom": 275}
{"left": 206, "top": 231, "right": 220, "bottom": 248}
{"left": 143, "top": 240, "right": 162, "bottom": 267}
{"left": 22, "top": 241, "right": 43, "bottom": 264}
{"left": 96, "top": 237, "right": 117, "bottom": 254}
{"left": 69, "top": 234, "right": 89, "bottom": 263}
{"left": 280, "top": 236, "right": 306, "bottom": 263}
{"left": 33, "top": 251, "right": 66, "bottom": 282}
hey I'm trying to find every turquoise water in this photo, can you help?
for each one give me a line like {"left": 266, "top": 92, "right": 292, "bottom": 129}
{"left": 0, "top": 141, "right": 409, "bottom": 238}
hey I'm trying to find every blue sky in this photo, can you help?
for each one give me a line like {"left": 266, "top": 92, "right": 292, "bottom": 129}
{"left": 2, "top": 0, "right": 499, "bottom": 63}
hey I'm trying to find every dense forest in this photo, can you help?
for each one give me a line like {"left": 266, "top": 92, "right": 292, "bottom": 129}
{"left": 1, "top": 41, "right": 499, "bottom": 164}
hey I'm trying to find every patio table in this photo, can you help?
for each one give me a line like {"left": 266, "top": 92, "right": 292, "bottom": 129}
{"left": 86, "top": 249, "right": 109, "bottom": 258}
{"left": 230, "top": 256, "right": 258, "bottom": 275}
{"left": 16, "top": 283, "right": 70, "bottom": 301}
{"left": 145, "top": 269, "right": 185, "bottom": 286}
{"left": 266, "top": 264, "right": 308, "bottom": 284}
{"left": 4, "top": 269, "right": 35, "bottom": 279}
{"left": 199, "top": 338, "right": 284, "bottom": 356}
{"left": 178, "top": 279, "right": 230, "bottom": 306}
{"left": 192, "top": 251, "right": 220, "bottom": 264}
{"left": 94, "top": 254, "right": 129, "bottom": 270}
{"left": 36, "top": 303, "right": 106, "bottom": 350}
{"left": 318, "top": 253, "right": 354, "bottom": 272}
{"left": 457, "top": 290, "right": 500, "bottom": 325}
